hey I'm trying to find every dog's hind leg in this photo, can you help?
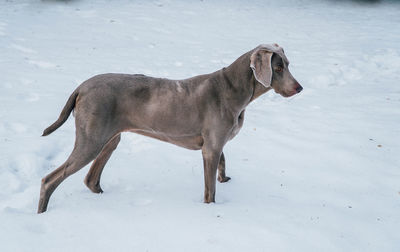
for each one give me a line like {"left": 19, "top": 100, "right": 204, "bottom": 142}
{"left": 84, "top": 134, "right": 121, "bottom": 193}
{"left": 217, "top": 152, "right": 231, "bottom": 183}
{"left": 38, "top": 128, "right": 116, "bottom": 213}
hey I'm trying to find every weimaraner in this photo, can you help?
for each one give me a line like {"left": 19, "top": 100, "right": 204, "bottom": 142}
{"left": 38, "top": 44, "right": 302, "bottom": 213}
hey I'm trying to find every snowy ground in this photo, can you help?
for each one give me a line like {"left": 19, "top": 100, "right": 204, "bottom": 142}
{"left": 1, "top": 0, "right": 400, "bottom": 251}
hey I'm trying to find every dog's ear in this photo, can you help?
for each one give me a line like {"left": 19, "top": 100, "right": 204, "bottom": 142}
{"left": 250, "top": 48, "right": 274, "bottom": 88}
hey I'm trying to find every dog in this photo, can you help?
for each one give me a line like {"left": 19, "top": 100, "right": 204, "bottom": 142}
{"left": 37, "top": 44, "right": 303, "bottom": 213}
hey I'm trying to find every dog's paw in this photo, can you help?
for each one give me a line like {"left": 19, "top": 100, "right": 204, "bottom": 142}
{"left": 218, "top": 176, "right": 231, "bottom": 183}
{"left": 84, "top": 179, "right": 104, "bottom": 194}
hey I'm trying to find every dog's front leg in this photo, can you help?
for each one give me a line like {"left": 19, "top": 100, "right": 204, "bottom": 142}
{"left": 201, "top": 142, "right": 223, "bottom": 203}
{"left": 217, "top": 152, "right": 231, "bottom": 183}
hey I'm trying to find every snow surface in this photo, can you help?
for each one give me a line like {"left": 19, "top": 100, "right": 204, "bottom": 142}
{"left": 1, "top": 0, "right": 400, "bottom": 251}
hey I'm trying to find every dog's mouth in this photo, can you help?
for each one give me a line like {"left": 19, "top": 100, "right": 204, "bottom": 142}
{"left": 272, "top": 83, "right": 303, "bottom": 98}
{"left": 282, "top": 84, "right": 303, "bottom": 98}
{"left": 279, "top": 90, "right": 296, "bottom": 98}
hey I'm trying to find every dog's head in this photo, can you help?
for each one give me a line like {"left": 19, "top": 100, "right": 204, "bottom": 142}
{"left": 250, "top": 44, "right": 302, "bottom": 97}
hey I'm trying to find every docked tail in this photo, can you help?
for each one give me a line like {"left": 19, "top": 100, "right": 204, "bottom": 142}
{"left": 42, "top": 89, "right": 79, "bottom": 136}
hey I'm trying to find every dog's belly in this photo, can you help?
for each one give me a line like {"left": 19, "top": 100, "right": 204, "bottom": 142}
{"left": 128, "top": 129, "right": 204, "bottom": 150}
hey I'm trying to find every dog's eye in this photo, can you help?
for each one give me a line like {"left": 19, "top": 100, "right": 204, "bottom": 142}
{"left": 276, "top": 66, "right": 283, "bottom": 72}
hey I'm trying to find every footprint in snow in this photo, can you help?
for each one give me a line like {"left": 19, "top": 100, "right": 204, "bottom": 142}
{"left": 8, "top": 122, "right": 27, "bottom": 133}
{"left": 26, "top": 93, "right": 40, "bottom": 102}
{"left": 24, "top": 222, "right": 46, "bottom": 234}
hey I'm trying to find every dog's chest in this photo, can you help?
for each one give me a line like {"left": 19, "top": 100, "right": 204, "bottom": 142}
{"left": 229, "top": 110, "right": 245, "bottom": 140}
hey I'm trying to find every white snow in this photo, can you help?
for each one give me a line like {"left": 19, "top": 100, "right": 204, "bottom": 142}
{"left": 1, "top": 0, "right": 400, "bottom": 251}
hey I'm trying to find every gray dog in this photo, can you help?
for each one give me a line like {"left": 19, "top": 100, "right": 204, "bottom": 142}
{"left": 38, "top": 44, "right": 302, "bottom": 213}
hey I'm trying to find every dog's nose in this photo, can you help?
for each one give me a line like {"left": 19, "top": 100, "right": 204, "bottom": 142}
{"left": 296, "top": 84, "right": 303, "bottom": 93}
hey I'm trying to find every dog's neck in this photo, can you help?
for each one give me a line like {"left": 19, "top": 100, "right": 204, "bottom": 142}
{"left": 220, "top": 49, "right": 272, "bottom": 108}
{"left": 250, "top": 80, "right": 272, "bottom": 102}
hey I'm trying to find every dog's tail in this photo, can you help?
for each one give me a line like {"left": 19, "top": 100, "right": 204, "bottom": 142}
{"left": 42, "top": 89, "right": 79, "bottom": 136}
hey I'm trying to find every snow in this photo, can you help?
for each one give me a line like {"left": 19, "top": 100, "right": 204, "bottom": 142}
{"left": 1, "top": 0, "right": 400, "bottom": 251}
